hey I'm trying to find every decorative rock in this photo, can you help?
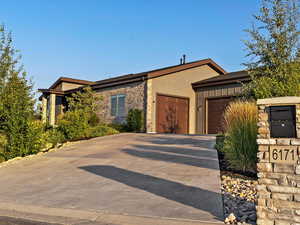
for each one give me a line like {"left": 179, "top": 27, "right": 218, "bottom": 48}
{"left": 225, "top": 213, "right": 236, "bottom": 224}
{"left": 221, "top": 172, "right": 257, "bottom": 225}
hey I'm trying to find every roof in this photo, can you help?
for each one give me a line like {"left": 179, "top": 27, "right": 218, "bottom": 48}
{"left": 49, "top": 77, "right": 95, "bottom": 90}
{"left": 192, "top": 70, "right": 251, "bottom": 89}
{"left": 39, "top": 58, "right": 226, "bottom": 95}
{"left": 65, "top": 58, "right": 226, "bottom": 94}
{"left": 89, "top": 58, "right": 226, "bottom": 90}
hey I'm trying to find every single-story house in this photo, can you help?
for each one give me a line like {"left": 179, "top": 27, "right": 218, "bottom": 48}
{"left": 39, "top": 59, "right": 250, "bottom": 134}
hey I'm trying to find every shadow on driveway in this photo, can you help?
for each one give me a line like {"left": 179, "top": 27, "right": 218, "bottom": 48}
{"left": 136, "top": 135, "right": 215, "bottom": 148}
{"left": 79, "top": 165, "right": 223, "bottom": 221}
{"left": 122, "top": 148, "right": 219, "bottom": 170}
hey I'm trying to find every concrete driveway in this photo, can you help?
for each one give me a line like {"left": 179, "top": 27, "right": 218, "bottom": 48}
{"left": 0, "top": 133, "right": 223, "bottom": 225}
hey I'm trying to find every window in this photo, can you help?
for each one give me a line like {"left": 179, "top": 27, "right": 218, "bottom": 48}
{"left": 111, "top": 94, "right": 126, "bottom": 117}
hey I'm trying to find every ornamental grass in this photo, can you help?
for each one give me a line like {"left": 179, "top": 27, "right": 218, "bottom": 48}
{"left": 222, "top": 100, "right": 258, "bottom": 172}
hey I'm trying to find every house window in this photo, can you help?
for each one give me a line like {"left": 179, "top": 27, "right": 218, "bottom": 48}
{"left": 111, "top": 94, "right": 126, "bottom": 117}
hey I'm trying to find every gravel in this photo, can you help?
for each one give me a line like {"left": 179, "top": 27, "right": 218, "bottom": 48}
{"left": 221, "top": 171, "right": 258, "bottom": 225}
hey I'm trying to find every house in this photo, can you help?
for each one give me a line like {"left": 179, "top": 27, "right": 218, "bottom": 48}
{"left": 39, "top": 58, "right": 250, "bottom": 134}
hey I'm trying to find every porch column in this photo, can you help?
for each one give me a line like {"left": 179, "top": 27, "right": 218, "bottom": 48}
{"left": 49, "top": 93, "right": 56, "bottom": 126}
{"left": 41, "top": 95, "right": 47, "bottom": 123}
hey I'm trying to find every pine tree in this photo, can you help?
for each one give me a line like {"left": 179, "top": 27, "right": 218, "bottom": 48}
{"left": 243, "top": 0, "right": 300, "bottom": 99}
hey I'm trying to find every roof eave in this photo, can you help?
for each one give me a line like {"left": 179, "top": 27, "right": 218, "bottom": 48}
{"left": 192, "top": 77, "right": 251, "bottom": 89}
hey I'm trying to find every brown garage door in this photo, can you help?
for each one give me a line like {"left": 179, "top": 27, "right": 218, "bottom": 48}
{"left": 156, "top": 94, "right": 189, "bottom": 134}
{"left": 207, "top": 97, "right": 232, "bottom": 134}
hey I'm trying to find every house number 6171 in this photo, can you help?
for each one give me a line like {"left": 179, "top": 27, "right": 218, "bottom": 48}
{"left": 272, "top": 149, "right": 294, "bottom": 161}
{"left": 270, "top": 146, "right": 298, "bottom": 164}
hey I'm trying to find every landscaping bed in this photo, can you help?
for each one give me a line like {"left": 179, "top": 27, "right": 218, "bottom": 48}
{"left": 218, "top": 149, "right": 258, "bottom": 225}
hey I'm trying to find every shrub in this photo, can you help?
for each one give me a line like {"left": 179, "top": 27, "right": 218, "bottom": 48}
{"left": 108, "top": 123, "right": 128, "bottom": 132}
{"left": 88, "top": 112, "right": 100, "bottom": 127}
{"left": 57, "top": 110, "right": 89, "bottom": 141}
{"left": 57, "top": 110, "right": 119, "bottom": 141}
{"left": 86, "top": 125, "right": 119, "bottom": 138}
{"left": 215, "top": 134, "right": 225, "bottom": 152}
{"left": 222, "top": 100, "right": 258, "bottom": 172}
{"left": 0, "top": 133, "right": 7, "bottom": 162}
{"left": 126, "top": 109, "right": 144, "bottom": 132}
{"left": 3, "top": 120, "right": 46, "bottom": 160}
{"left": 45, "top": 128, "right": 65, "bottom": 148}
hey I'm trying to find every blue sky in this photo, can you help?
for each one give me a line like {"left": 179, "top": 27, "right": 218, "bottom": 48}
{"left": 0, "top": 0, "right": 261, "bottom": 91}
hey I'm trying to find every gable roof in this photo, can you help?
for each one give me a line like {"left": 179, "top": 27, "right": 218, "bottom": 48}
{"left": 39, "top": 58, "right": 226, "bottom": 95}
{"left": 192, "top": 70, "right": 250, "bottom": 89}
{"left": 49, "top": 77, "right": 95, "bottom": 90}
{"left": 86, "top": 58, "right": 226, "bottom": 91}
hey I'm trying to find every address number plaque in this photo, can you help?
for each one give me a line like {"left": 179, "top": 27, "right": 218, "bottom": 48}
{"left": 270, "top": 146, "right": 299, "bottom": 164}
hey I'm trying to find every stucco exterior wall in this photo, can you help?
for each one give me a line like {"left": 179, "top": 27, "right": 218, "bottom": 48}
{"left": 94, "top": 81, "right": 147, "bottom": 124}
{"left": 61, "top": 82, "right": 85, "bottom": 91}
{"left": 148, "top": 65, "right": 220, "bottom": 134}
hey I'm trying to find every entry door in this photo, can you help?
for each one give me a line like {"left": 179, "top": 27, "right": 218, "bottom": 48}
{"left": 207, "top": 97, "right": 232, "bottom": 134}
{"left": 156, "top": 94, "right": 189, "bottom": 134}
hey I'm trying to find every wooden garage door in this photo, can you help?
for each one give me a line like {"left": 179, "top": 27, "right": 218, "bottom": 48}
{"left": 207, "top": 97, "right": 232, "bottom": 134}
{"left": 156, "top": 94, "right": 189, "bottom": 134}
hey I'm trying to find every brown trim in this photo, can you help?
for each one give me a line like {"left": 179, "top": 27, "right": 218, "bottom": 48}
{"left": 40, "top": 58, "right": 225, "bottom": 94}
{"left": 38, "top": 89, "right": 65, "bottom": 95}
{"left": 148, "top": 59, "right": 226, "bottom": 79}
{"left": 49, "top": 77, "right": 95, "bottom": 90}
{"left": 193, "top": 77, "right": 250, "bottom": 89}
{"left": 156, "top": 92, "right": 190, "bottom": 101}
{"left": 192, "top": 71, "right": 250, "bottom": 89}
{"left": 155, "top": 93, "right": 190, "bottom": 134}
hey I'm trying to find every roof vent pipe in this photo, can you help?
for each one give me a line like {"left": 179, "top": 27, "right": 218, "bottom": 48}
{"left": 183, "top": 54, "right": 186, "bottom": 64}
{"left": 180, "top": 58, "right": 183, "bottom": 65}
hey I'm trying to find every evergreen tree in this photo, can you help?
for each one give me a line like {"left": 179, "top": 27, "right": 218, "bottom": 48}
{"left": 243, "top": 0, "right": 300, "bottom": 99}
{"left": 0, "top": 25, "right": 38, "bottom": 159}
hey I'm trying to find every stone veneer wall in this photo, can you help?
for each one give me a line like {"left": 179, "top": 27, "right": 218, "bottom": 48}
{"left": 256, "top": 97, "right": 300, "bottom": 225}
{"left": 94, "top": 81, "right": 147, "bottom": 125}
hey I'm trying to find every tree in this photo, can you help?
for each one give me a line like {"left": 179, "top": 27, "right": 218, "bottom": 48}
{"left": 243, "top": 0, "right": 300, "bottom": 99}
{"left": 0, "top": 25, "right": 39, "bottom": 159}
{"left": 67, "top": 86, "right": 101, "bottom": 113}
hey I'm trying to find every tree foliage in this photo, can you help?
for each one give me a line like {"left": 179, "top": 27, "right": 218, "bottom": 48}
{"left": 243, "top": 0, "right": 300, "bottom": 99}
{"left": 0, "top": 25, "right": 39, "bottom": 159}
{"left": 66, "top": 86, "right": 101, "bottom": 113}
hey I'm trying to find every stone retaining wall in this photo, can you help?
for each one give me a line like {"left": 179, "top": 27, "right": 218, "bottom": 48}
{"left": 256, "top": 97, "right": 300, "bottom": 225}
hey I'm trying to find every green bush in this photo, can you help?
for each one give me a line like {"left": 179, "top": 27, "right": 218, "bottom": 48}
{"left": 222, "top": 100, "right": 258, "bottom": 172}
{"left": 3, "top": 120, "right": 46, "bottom": 160}
{"left": 45, "top": 128, "right": 65, "bottom": 148}
{"left": 126, "top": 109, "right": 144, "bottom": 132}
{"left": 108, "top": 123, "right": 128, "bottom": 132}
{"left": 0, "top": 133, "right": 7, "bottom": 162}
{"left": 215, "top": 134, "right": 225, "bottom": 151}
{"left": 57, "top": 110, "right": 90, "bottom": 141}
{"left": 86, "top": 125, "right": 119, "bottom": 138}
{"left": 57, "top": 110, "right": 119, "bottom": 141}
{"left": 88, "top": 112, "right": 100, "bottom": 127}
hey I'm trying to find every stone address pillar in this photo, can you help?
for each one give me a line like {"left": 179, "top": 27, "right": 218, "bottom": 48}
{"left": 49, "top": 93, "right": 56, "bottom": 126}
{"left": 256, "top": 96, "right": 300, "bottom": 225}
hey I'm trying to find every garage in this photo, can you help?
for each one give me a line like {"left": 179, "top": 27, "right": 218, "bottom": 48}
{"left": 207, "top": 97, "right": 232, "bottom": 134}
{"left": 192, "top": 70, "right": 251, "bottom": 134}
{"left": 156, "top": 94, "right": 189, "bottom": 134}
